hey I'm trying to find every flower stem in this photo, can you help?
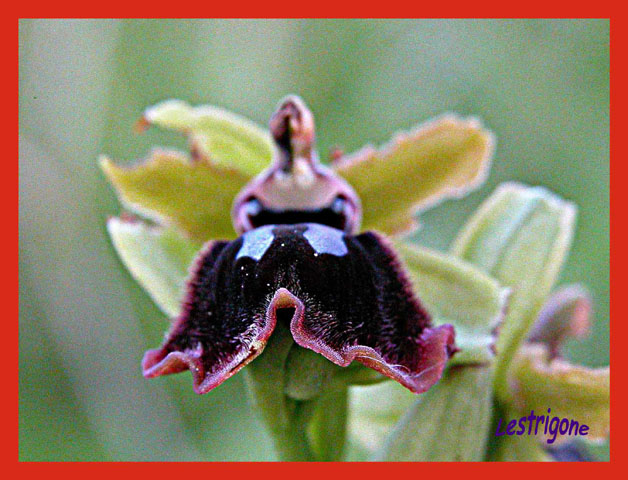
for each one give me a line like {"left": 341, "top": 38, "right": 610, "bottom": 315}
{"left": 274, "top": 399, "right": 316, "bottom": 461}
{"left": 308, "top": 387, "right": 348, "bottom": 461}
{"left": 244, "top": 323, "right": 350, "bottom": 461}
{"left": 244, "top": 324, "right": 315, "bottom": 461}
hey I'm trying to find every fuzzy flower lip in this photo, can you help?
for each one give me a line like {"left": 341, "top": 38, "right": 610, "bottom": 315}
{"left": 142, "top": 223, "right": 456, "bottom": 394}
{"left": 103, "top": 95, "right": 499, "bottom": 395}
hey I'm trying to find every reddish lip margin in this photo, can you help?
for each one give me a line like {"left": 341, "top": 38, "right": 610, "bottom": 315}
{"left": 282, "top": 287, "right": 456, "bottom": 394}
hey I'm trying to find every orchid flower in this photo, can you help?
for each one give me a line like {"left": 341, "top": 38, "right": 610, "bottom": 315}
{"left": 101, "top": 96, "right": 608, "bottom": 461}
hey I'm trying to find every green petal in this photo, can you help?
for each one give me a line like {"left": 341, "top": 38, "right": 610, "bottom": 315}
{"left": 334, "top": 115, "right": 494, "bottom": 235}
{"left": 451, "top": 183, "right": 576, "bottom": 396}
{"left": 101, "top": 149, "right": 249, "bottom": 241}
{"left": 107, "top": 217, "right": 200, "bottom": 317}
{"left": 142, "top": 99, "right": 273, "bottom": 176}
{"left": 396, "top": 242, "right": 508, "bottom": 365}
{"left": 509, "top": 344, "right": 609, "bottom": 443}
{"left": 377, "top": 366, "right": 494, "bottom": 461}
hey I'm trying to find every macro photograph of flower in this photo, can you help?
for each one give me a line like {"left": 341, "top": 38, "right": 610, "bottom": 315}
{"left": 19, "top": 19, "right": 609, "bottom": 462}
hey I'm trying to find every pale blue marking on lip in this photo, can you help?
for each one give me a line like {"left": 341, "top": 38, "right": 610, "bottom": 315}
{"left": 303, "top": 224, "right": 348, "bottom": 256}
{"left": 236, "top": 225, "right": 275, "bottom": 261}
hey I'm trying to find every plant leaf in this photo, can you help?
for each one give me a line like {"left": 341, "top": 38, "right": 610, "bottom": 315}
{"left": 451, "top": 183, "right": 576, "bottom": 396}
{"left": 107, "top": 217, "right": 200, "bottom": 317}
{"left": 142, "top": 99, "right": 273, "bottom": 176}
{"left": 378, "top": 366, "right": 494, "bottom": 461}
{"left": 101, "top": 149, "right": 249, "bottom": 241}
{"left": 396, "top": 242, "right": 508, "bottom": 365}
{"left": 509, "top": 344, "right": 609, "bottom": 443}
{"left": 334, "top": 114, "right": 494, "bottom": 235}
{"left": 346, "top": 380, "right": 416, "bottom": 460}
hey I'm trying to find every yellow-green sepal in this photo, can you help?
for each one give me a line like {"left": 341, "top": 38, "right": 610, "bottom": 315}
{"left": 335, "top": 114, "right": 494, "bottom": 235}
{"left": 101, "top": 149, "right": 248, "bottom": 241}
{"left": 107, "top": 217, "right": 200, "bottom": 317}
{"left": 142, "top": 99, "right": 273, "bottom": 176}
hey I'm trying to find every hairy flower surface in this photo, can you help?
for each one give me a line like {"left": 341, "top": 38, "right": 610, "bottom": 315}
{"left": 103, "top": 96, "right": 496, "bottom": 396}
{"left": 129, "top": 97, "right": 466, "bottom": 394}
{"left": 143, "top": 223, "right": 455, "bottom": 394}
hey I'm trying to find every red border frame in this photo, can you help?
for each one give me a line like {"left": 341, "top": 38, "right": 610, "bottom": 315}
{"left": 13, "top": 9, "right": 617, "bottom": 475}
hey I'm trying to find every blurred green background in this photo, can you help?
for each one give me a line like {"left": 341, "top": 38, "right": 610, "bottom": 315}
{"left": 19, "top": 19, "right": 609, "bottom": 461}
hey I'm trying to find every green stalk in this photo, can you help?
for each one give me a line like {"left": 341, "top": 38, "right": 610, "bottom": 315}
{"left": 244, "top": 322, "right": 352, "bottom": 461}
{"left": 270, "top": 398, "right": 316, "bottom": 462}
{"left": 308, "top": 387, "right": 348, "bottom": 461}
{"left": 244, "top": 324, "right": 313, "bottom": 461}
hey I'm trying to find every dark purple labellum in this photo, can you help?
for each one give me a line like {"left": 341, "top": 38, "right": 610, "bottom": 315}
{"left": 143, "top": 223, "right": 456, "bottom": 394}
